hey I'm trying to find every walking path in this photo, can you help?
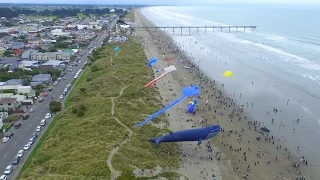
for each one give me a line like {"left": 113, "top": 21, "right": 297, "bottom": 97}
{"left": 107, "top": 57, "right": 133, "bottom": 180}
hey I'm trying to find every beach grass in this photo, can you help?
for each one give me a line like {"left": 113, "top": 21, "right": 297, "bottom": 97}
{"left": 18, "top": 38, "right": 179, "bottom": 179}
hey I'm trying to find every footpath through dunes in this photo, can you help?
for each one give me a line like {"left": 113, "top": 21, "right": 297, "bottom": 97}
{"left": 18, "top": 39, "right": 181, "bottom": 180}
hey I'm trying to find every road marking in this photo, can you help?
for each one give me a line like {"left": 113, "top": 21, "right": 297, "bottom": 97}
{"left": 29, "top": 124, "right": 32, "bottom": 127}
{"left": 4, "top": 153, "right": 8, "bottom": 158}
{"left": 13, "top": 142, "right": 17, "bottom": 146}
{"left": 35, "top": 117, "right": 38, "bottom": 120}
{"left": 46, "top": 103, "right": 48, "bottom": 106}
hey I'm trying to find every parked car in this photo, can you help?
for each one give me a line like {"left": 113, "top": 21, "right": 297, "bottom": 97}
{"left": 45, "top": 113, "right": 52, "bottom": 119}
{"left": 3, "top": 165, "right": 12, "bottom": 175}
{"left": 28, "top": 138, "right": 35, "bottom": 145}
{"left": 0, "top": 175, "right": 8, "bottom": 180}
{"left": 17, "top": 150, "right": 24, "bottom": 158}
{"left": 2, "top": 137, "right": 9, "bottom": 143}
{"left": 39, "top": 98, "right": 44, "bottom": 102}
{"left": 23, "top": 144, "right": 31, "bottom": 150}
{"left": 5, "top": 132, "right": 13, "bottom": 138}
{"left": 22, "top": 114, "right": 30, "bottom": 120}
{"left": 31, "top": 133, "right": 38, "bottom": 139}
{"left": 12, "top": 156, "right": 20, "bottom": 165}
{"left": 60, "top": 95, "right": 64, "bottom": 99}
{"left": 48, "top": 87, "right": 53, "bottom": 91}
{"left": 15, "top": 123, "right": 22, "bottom": 129}
{"left": 36, "top": 126, "right": 41, "bottom": 132}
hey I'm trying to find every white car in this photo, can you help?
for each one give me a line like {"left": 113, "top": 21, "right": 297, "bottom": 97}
{"left": 4, "top": 165, "right": 13, "bottom": 175}
{"left": 23, "top": 144, "right": 31, "bottom": 150}
{"left": 45, "top": 113, "right": 52, "bottom": 119}
{"left": 17, "top": 150, "right": 24, "bottom": 158}
{"left": 28, "top": 138, "right": 35, "bottom": 145}
{"left": 36, "top": 126, "right": 41, "bottom": 132}
{"left": 29, "top": 108, "right": 34, "bottom": 113}
{"left": 59, "top": 95, "right": 64, "bottom": 99}
{"left": 2, "top": 137, "right": 9, "bottom": 143}
{"left": 0, "top": 175, "right": 8, "bottom": 180}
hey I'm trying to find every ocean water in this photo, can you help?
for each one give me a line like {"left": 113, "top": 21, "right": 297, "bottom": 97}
{"left": 141, "top": 5, "right": 320, "bottom": 177}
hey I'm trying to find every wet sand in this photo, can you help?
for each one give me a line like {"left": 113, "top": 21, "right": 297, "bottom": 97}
{"left": 133, "top": 9, "right": 316, "bottom": 180}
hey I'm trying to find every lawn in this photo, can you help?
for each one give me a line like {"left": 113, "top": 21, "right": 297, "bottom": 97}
{"left": 18, "top": 38, "right": 180, "bottom": 179}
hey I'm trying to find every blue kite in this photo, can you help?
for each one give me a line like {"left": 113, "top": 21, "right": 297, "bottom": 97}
{"left": 149, "top": 124, "right": 221, "bottom": 147}
{"left": 147, "top": 58, "right": 157, "bottom": 67}
{"left": 186, "top": 98, "right": 198, "bottom": 115}
{"left": 114, "top": 46, "right": 120, "bottom": 52}
{"left": 135, "top": 85, "right": 200, "bottom": 127}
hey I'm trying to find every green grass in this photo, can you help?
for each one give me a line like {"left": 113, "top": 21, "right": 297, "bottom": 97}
{"left": 18, "top": 38, "right": 179, "bottom": 180}
{"left": 76, "top": 13, "right": 88, "bottom": 18}
{"left": 24, "top": 15, "right": 57, "bottom": 19}
{"left": 125, "top": 10, "right": 135, "bottom": 22}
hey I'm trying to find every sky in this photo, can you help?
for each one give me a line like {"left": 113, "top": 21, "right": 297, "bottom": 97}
{"left": 2, "top": 0, "right": 320, "bottom": 5}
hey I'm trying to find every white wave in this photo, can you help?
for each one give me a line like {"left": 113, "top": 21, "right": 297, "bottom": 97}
{"left": 265, "top": 35, "right": 286, "bottom": 40}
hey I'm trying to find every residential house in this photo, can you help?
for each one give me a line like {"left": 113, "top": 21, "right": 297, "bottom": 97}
{"left": 0, "top": 112, "right": 8, "bottom": 120}
{"left": 19, "top": 60, "right": 39, "bottom": 69}
{"left": 31, "top": 74, "right": 52, "bottom": 84}
{"left": 28, "top": 39, "right": 42, "bottom": 46}
{"left": 21, "top": 49, "right": 38, "bottom": 60}
{"left": 4, "top": 79, "right": 22, "bottom": 86}
{"left": 0, "top": 98, "right": 21, "bottom": 112}
{"left": 0, "top": 36, "right": 13, "bottom": 43}
{"left": 8, "top": 61, "right": 19, "bottom": 72}
{"left": 30, "top": 52, "right": 57, "bottom": 61}
{"left": 11, "top": 42, "right": 25, "bottom": 50}
{"left": 12, "top": 49, "right": 23, "bottom": 56}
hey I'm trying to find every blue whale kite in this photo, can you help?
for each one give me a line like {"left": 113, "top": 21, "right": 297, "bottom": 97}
{"left": 149, "top": 124, "right": 221, "bottom": 147}
{"left": 135, "top": 85, "right": 200, "bottom": 127}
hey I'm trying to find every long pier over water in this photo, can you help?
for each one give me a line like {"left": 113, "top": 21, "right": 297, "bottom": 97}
{"left": 132, "top": 26, "right": 257, "bottom": 35}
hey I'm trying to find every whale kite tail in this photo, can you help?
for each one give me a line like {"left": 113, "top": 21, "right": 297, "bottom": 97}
{"left": 149, "top": 137, "right": 162, "bottom": 147}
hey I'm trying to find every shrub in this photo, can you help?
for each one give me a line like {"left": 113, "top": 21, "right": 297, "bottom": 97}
{"left": 79, "top": 104, "right": 87, "bottom": 111}
{"left": 49, "top": 101, "right": 62, "bottom": 113}
{"left": 77, "top": 110, "right": 85, "bottom": 117}
{"left": 71, "top": 108, "right": 78, "bottom": 114}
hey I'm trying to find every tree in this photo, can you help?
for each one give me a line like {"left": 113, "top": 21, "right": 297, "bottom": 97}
{"left": 49, "top": 101, "right": 62, "bottom": 113}
{"left": 3, "top": 50, "right": 12, "bottom": 57}
{"left": 36, "top": 33, "right": 41, "bottom": 37}
{"left": 35, "top": 90, "right": 40, "bottom": 97}
{"left": 35, "top": 84, "right": 45, "bottom": 92}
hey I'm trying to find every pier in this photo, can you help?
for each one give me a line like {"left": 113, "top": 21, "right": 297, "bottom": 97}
{"left": 132, "top": 26, "right": 257, "bottom": 35}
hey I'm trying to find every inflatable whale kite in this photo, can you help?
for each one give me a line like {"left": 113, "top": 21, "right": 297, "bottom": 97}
{"left": 149, "top": 124, "right": 221, "bottom": 147}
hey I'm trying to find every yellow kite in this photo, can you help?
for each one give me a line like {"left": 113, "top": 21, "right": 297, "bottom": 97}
{"left": 223, "top": 71, "right": 233, "bottom": 77}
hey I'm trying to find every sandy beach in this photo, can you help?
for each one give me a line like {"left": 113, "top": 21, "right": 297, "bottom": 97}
{"left": 132, "top": 8, "right": 317, "bottom": 180}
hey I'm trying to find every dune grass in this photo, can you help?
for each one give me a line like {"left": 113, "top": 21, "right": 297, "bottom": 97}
{"left": 18, "top": 38, "right": 179, "bottom": 180}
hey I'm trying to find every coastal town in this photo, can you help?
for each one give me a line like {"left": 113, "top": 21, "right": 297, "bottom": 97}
{"left": 0, "top": 5, "right": 132, "bottom": 179}
{"left": 0, "top": 3, "right": 317, "bottom": 180}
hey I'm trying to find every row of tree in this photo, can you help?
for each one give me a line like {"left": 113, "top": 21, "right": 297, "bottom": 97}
{"left": 0, "top": 7, "right": 126, "bottom": 18}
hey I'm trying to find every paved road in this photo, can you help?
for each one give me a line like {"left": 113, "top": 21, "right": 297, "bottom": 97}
{"left": 0, "top": 17, "right": 118, "bottom": 179}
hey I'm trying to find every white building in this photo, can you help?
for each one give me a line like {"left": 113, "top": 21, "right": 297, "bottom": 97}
{"left": 51, "top": 29, "right": 70, "bottom": 36}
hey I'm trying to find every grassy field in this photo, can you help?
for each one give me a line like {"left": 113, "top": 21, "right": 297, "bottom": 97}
{"left": 18, "top": 38, "right": 180, "bottom": 179}
{"left": 24, "top": 15, "right": 57, "bottom": 19}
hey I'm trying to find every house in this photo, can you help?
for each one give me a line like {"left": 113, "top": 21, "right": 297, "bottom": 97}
{"left": 0, "top": 98, "right": 21, "bottom": 112}
{"left": 31, "top": 74, "right": 52, "bottom": 84}
{"left": 19, "top": 60, "right": 39, "bottom": 69}
{"left": 11, "top": 42, "right": 25, "bottom": 50}
{"left": 5, "top": 79, "right": 23, "bottom": 86}
{"left": 12, "top": 49, "right": 23, "bottom": 56}
{"left": 8, "top": 61, "right": 19, "bottom": 72}
{"left": 0, "top": 112, "right": 8, "bottom": 120}
{"left": 30, "top": 52, "right": 71, "bottom": 61}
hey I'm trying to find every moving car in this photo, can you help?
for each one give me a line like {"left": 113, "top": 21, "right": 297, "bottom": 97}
{"left": 3, "top": 165, "right": 13, "bottom": 175}
{"left": 17, "top": 150, "right": 24, "bottom": 158}
{"left": 39, "top": 98, "right": 44, "bottom": 102}
{"left": 2, "top": 137, "right": 9, "bottom": 143}
{"left": 22, "top": 114, "right": 30, "bottom": 120}
{"left": 48, "top": 87, "right": 53, "bottom": 91}
{"left": 0, "top": 175, "right": 8, "bottom": 180}
{"left": 23, "top": 144, "right": 31, "bottom": 150}
{"left": 29, "top": 108, "right": 34, "bottom": 113}
{"left": 36, "top": 126, "right": 41, "bottom": 132}
{"left": 12, "top": 156, "right": 20, "bottom": 165}
{"left": 15, "top": 123, "right": 22, "bottom": 129}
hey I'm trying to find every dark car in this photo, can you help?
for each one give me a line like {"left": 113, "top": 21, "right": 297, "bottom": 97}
{"left": 12, "top": 156, "right": 20, "bottom": 165}
{"left": 15, "top": 123, "right": 22, "bottom": 129}
{"left": 5, "top": 132, "right": 14, "bottom": 138}
{"left": 31, "top": 133, "right": 38, "bottom": 139}
{"left": 48, "top": 87, "right": 53, "bottom": 91}
{"left": 22, "top": 115, "right": 29, "bottom": 120}
{"left": 261, "top": 126, "right": 270, "bottom": 133}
